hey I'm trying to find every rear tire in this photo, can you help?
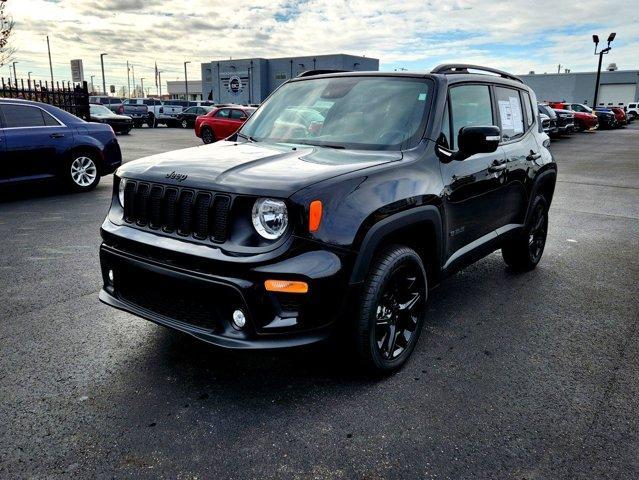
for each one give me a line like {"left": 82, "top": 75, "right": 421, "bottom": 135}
{"left": 354, "top": 245, "right": 427, "bottom": 373}
{"left": 181, "top": 119, "right": 189, "bottom": 129}
{"left": 502, "top": 196, "right": 548, "bottom": 271}
{"left": 147, "top": 114, "right": 157, "bottom": 128}
{"left": 65, "top": 152, "right": 101, "bottom": 192}
{"left": 201, "top": 126, "right": 215, "bottom": 144}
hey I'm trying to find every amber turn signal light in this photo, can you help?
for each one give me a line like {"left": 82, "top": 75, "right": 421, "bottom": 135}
{"left": 264, "top": 279, "right": 309, "bottom": 294}
{"left": 309, "top": 200, "right": 323, "bottom": 232}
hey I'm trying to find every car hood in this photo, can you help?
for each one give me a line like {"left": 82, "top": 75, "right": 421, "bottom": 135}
{"left": 117, "top": 140, "right": 402, "bottom": 196}
{"left": 92, "top": 114, "right": 131, "bottom": 121}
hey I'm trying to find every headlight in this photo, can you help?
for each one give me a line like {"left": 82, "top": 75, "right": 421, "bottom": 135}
{"left": 118, "top": 178, "right": 126, "bottom": 207}
{"left": 252, "top": 198, "right": 288, "bottom": 240}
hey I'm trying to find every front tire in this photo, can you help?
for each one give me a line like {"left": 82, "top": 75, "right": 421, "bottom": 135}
{"left": 181, "top": 119, "right": 189, "bottom": 129}
{"left": 354, "top": 245, "right": 428, "bottom": 373}
{"left": 66, "top": 152, "right": 100, "bottom": 192}
{"left": 201, "top": 126, "right": 215, "bottom": 144}
{"left": 502, "top": 196, "right": 548, "bottom": 271}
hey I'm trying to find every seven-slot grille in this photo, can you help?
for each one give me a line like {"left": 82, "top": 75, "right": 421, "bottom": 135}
{"left": 122, "top": 180, "right": 231, "bottom": 242}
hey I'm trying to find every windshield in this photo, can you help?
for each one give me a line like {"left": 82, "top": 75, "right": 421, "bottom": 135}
{"left": 239, "top": 76, "right": 433, "bottom": 150}
{"left": 90, "top": 104, "right": 112, "bottom": 115}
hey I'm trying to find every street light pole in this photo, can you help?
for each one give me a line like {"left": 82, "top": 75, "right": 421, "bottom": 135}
{"left": 127, "top": 61, "right": 131, "bottom": 98}
{"left": 140, "top": 78, "right": 145, "bottom": 98}
{"left": 158, "top": 71, "right": 163, "bottom": 98}
{"left": 28, "top": 71, "right": 32, "bottom": 83}
{"left": 592, "top": 33, "right": 616, "bottom": 107}
{"left": 90, "top": 75, "right": 95, "bottom": 94}
{"left": 46, "top": 35, "right": 54, "bottom": 85}
{"left": 100, "top": 53, "right": 108, "bottom": 95}
{"left": 12, "top": 62, "right": 18, "bottom": 84}
{"left": 184, "top": 61, "right": 191, "bottom": 101}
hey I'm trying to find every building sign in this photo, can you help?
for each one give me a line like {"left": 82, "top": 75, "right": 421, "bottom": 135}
{"left": 223, "top": 74, "right": 247, "bottom": 97}
{"left": 70, "top": 59, "right": 84, "bottom": 83}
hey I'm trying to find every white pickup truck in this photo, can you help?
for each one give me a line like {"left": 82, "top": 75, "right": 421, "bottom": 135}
{"left": 160, "top": 100, "right": 190, "bottom": 127}
{"left": 123, "top": 98, "right": 182, "bottom": 128}
{"left": 627, "top": 102, "right": 638, "bottom": 120}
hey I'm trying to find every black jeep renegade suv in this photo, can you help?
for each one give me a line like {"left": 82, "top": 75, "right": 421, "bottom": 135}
{"left": 99, "top": 64, "right": 556, "bottom": 372}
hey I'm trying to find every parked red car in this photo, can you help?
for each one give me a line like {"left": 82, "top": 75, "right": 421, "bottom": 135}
{"left": 609, "top": 107, "right": 628, "bottom": 125}
{"left": 548, "top": 102, "right": 598, "bottom": 131}
{"left": 194, "top": 106, "right": 257, "bottom": 144}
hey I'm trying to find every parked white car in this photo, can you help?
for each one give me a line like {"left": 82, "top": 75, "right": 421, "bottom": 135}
{"left": 627, "top": 102, "right": 638, "bottom": 120}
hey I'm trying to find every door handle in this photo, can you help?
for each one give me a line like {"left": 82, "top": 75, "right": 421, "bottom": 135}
{"left": 50, "top": 133, "right": 65, "bottom": 139}
{"left": 487, "top": 158, "right": 507, "bottom": 172}
{"left": 526, "top": 150, "right": 541, "bottom": 161}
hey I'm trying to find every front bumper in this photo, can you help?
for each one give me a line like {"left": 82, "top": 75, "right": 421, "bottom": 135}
{"left": 99, "top": 231, "right": 353, "bottom": 349}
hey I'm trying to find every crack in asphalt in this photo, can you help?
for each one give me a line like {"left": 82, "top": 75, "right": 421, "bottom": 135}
{"left": 561, "top": 311, "right": 639, "bottom": 478}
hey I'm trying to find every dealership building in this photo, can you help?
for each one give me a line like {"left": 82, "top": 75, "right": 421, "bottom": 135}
{"left": 519, "top": 69, "right": 639, "bottom": 107}
{"left": 200, "top": 54, "right": 379, "bottom": 104}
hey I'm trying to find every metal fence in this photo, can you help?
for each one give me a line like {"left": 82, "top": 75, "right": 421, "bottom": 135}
{"left": 0, "top": 78, "right": 90, "bottom": 120}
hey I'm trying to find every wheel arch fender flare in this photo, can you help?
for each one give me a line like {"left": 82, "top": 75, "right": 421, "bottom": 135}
{"left": 525, "top": 168, "right": 557, "bottom": 225}
{"left": 349, "top": 205, "right": 443, "bottom": 285}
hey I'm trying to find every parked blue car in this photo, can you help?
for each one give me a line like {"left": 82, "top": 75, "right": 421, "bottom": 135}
{"left": 0, "top": 98, "right": 122, "bottom": 192}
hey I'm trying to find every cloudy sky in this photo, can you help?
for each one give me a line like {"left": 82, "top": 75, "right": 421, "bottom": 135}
{"left": 3, "top": 0, "right": 638, "bottom": 93}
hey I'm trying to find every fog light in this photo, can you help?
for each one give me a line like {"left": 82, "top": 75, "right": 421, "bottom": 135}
{"left": 108, "top": 269, "right": 114, "bottom": 283}
{"left": 232, "top": 309, "right": 246, "bottom": 329}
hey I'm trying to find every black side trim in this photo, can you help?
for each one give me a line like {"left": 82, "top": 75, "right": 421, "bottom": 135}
{"left": 349, "top": 205, "right": 443, "bottom": 284}
{"left": 525, "top": 168, "right": 557, "bottom": 224}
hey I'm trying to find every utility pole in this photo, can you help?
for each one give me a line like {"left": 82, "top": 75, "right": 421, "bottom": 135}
{"left": 184, "top": 61, "right": 191, "bottom": 101}
{"left": 12, "top": 62, "right": 18, "bottom": 84}
{"left": 592, "top": 33, "right": 616, "bottom": 107}
{"left": 140, "top": 78, "right": 145, "bottom": 97}
{"left": 100, "top": 53, "right": 108, "bottom": 95}
{"left": 46, "top": 35, "right": 54, "bottom": 85}
{"left": 557, "top": 64, "right": 561, "bottom": 74}
{"left": 28, "top": 71, "right": 32, "bottom": 83}
{"left": 127, "top": 61, "right": 131, "bottom": 98}
{"left": 158, "top": 71, "right": 163, "bottom": 98}
{"left": 131, "top": 65, "right": 136, "bottom": 96}
{"left": 90, "top": 75, "right": 95, "bottom": 94}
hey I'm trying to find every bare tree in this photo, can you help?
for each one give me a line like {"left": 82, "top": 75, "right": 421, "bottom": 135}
{"left": 0, "top": 0, "right": 15, "bottom": 68}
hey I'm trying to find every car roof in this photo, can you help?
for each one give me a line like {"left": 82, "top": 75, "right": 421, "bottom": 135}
{"left": 0, "top": 98, "right": 85, "bottom": 123}
{"left": 289, "top": 69, "right": 530, "bottom": 90}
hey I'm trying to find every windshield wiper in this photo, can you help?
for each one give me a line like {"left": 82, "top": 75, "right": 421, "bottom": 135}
{"left": 237, "top": 132, "right": 257, "bottom": 142}
{"left": 295, "top": 141, "right": 345, "bottom": 149}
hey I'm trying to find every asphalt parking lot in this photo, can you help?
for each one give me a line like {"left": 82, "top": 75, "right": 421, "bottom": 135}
{"left": 1, "top": 125, "right": 637, "bottom": 479}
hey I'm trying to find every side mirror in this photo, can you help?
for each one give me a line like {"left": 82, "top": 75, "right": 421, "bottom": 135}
{"left": 456, "top": 126, "right": 501, "bottom": 160}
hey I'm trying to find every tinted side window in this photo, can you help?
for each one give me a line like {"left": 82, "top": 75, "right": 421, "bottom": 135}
{"left": 42, "top": 110, "right": 61, "bottom": 126}
{"left": 1, "top": 105, "right": 46, "bottom": 128}
{"left": 449, "top": 85, "right": 493, "bottom": 150}
{"left": 522, "top": 91, "right": 534, "bottom": 127}
{"left": 143, "top": 99, "right": 155, "bottom": 106}
{"left": 215, "top": 109, "right": 230, "bottom": 118}
{"left": 494, "top": 86, "right": 524, "bottom": 141}
{"left": 230, "top": 109, "right": 246, "bottom": 120}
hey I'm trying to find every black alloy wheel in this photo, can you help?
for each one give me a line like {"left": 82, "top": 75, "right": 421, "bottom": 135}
{"left": 375, "top": 264, "right": 425, "bottom": 360}
{"left": 502, "top": 196, "right": 548, "bottom": 271}
{"left": 356, "top": 245, "right": 427, "bottom": 372}
{"left": 201, "top": 127, "right": 215, "bottom": 144}
{"left": 527, "top": 201, "right": 548, "bottom": 265}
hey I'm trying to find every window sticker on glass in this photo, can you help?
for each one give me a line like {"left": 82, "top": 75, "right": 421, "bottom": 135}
{"left": 499, "top": 100, "right": 514, "bottom": 131}
{"left": 509, "top": 96, "right": 524, "bottom": 134}
{"left": 418, "top": 93, "right": 427, "bottom": 101}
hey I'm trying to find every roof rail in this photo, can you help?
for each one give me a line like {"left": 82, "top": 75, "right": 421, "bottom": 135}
{"left": 296, "top": 69, "right": 347, "bottom": 78}
{"left": 430, "top": 64, "right": 523, "bottom": 84}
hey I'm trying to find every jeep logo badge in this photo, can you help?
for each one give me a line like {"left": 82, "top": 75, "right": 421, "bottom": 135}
{"left": 165, "top": 171, "right": 188, "bottom": 182}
